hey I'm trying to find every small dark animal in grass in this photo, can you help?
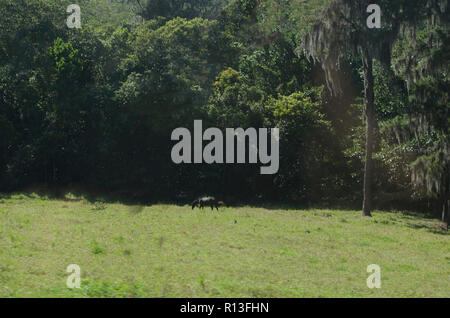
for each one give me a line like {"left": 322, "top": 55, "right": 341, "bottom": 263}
{"left": 191, "top": 197, "right": 225, "bottom": 211}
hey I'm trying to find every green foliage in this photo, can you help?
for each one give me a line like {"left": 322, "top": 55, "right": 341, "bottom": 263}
{"left": 208, "top": 67, "right": 264, "bottom": 128}
{"left": 272, "top": 91, "right": 323, "bottom": 121}
{"left": 48, "top": 38, "right": 83, "bottom": 78}
{"left": 387, "top": 4, "right": 449, "bottom": 203}
{"left": 0, "top": 0, "right": 447, "bottom": 212}
{"left": 256, "top": 0, "right": 333, "bottom": 43}
{"left": 270, "top": 90, "right": 344, "bottom": 202}
{"left": 136, "top": 0, "right": 230, "bottom": 20}
{"left": 373, "top": 62, "right": 408, "bottom": 120}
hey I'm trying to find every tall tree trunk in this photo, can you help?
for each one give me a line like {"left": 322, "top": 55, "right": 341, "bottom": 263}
{"left": 442, "top": 197, "right": 449, "bottom": 231}
{"left": 441, "top": 166, "right": 449, "bottom": 230}
{"left": 446, "top": 200, "right": 449, "bottom": 231}
{"left": 362, "top": 47, "right": 375, "bottom": 217}
{"left": 442, "top": 199, "right": 450, "bottom": 231}
{"left": 444, "top": 168, "right": 449, "bottom": 231}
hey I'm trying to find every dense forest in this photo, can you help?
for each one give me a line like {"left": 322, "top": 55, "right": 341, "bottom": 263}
{"left": 0, "top": 0, "right": 448, "bottom": 222}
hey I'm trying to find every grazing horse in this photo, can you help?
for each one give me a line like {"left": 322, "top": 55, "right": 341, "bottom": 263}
{"left": 191, "top": 197, "right": 225, "bottom": 211}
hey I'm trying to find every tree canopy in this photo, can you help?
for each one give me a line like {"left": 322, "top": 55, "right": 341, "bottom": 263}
{"left": 0, "top": 0, "right": 448, "bottom": 224}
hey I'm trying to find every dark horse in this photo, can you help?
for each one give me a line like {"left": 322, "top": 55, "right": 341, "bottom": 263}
{"left": 191, "top": 196, "right": 225, "bottom": 211}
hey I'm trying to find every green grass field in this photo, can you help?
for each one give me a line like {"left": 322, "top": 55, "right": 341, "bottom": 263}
{"left": 0, "top": 193, "right": 449, "bottom": 298}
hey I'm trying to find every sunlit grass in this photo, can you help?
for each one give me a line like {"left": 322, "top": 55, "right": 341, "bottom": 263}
{"left": 0, "top": 193, "right": 448, "bottom": 297}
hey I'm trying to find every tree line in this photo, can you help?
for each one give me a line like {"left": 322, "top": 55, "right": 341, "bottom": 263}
{"left": 0, "top": 0, "right": 448, "bottom": 223}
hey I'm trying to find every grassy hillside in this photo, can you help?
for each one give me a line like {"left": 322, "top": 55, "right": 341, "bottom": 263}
{"left": 0, "top": 193, "right": 448, "bottom": 297}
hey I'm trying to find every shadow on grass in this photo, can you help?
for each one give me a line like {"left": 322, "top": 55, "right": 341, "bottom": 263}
{"left": 372, "top": 209, "right": 448, "bottom": 234}
{"left": 404, "top": 222, "right": 449, "bottom": 235}
{"left": 1, "top": 186, "right": 448, "bottom": 233}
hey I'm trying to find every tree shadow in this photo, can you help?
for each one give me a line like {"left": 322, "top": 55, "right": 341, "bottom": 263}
{"left": 1, "top": 187, "right": 448, "bottom": 233}
{"left": 404, "top": 222, "right": 448, "bottom": 235}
